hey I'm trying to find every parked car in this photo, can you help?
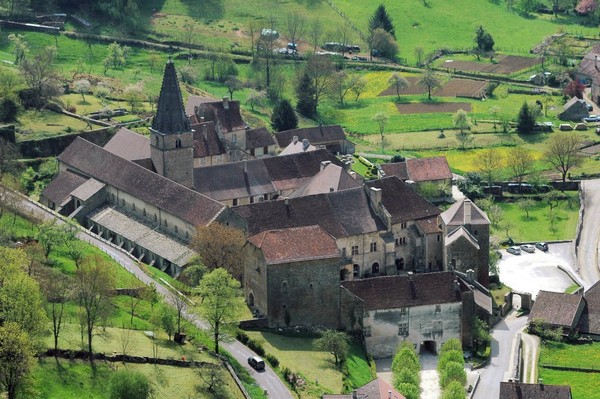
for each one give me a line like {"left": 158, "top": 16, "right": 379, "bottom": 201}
{"left": 248, "top": 356, "right": 265, "bottom": 370}
{"left": 535, "top": 242, "right": 549, "bottom": 252}
{"left": 520, "top": 244, "right": 536, "bottom": 253}
{"left": 507, "top": 246, "right": 521, "bottom": 255}
{"left": 583, "top": 115, "right": 600, "bottom": 123}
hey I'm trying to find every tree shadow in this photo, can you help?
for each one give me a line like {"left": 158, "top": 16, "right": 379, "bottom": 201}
{"left": 181, "top": 0, "right": 224, "bottom": 20}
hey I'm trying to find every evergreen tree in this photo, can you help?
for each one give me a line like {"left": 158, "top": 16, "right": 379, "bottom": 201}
{"left": 475, "top": 26, "right": 495, "bottom": 53}
{"left": 296, "top": 72, "right": 316, "bottom": 118}
{"left": 369, "top": 4, "right": 395, "bottom": 39}
{"left": 270, "top": 99, "right": 298, "bottom": 132}
{"left": 516, "top": 102, "right": 536, "bottom": 134}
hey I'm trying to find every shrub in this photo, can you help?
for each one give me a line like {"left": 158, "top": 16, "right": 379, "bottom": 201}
{"left": 247, "top": 339, "right": 265, "bottom": 357}
{"left": 0, "top": 96, "right": 20, "bottom": 123}
{"left": 439, "top": 361, "right": 467, "bottom": 388}
{"left": 265, "top": 353, "right": 279, "bottom": 368}
{"left": 437, "top": 350, "right": 464, "bottom": 373}
{"left": 109, "top": 370, "right": 152, "bottom": 399}
{"left": 396, "top": 382, "right": 420, "bottom": 399}
{"left": 236, "top": 330, "right": 249, "bottom": 345}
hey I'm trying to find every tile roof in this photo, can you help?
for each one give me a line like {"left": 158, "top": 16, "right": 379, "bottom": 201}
{"left": 580, "top": 281, "right": 600, "bottom": 335}
{"left": 41, "top": 170, "right": 88, "bottom": 206}
{"left": 57, "top": 137, "right": 225, "bottom": 226}
{"left": 185, "top": 95, "right": 216, "bottom": 116}
{"left": 499, "top": 382, "right": 572, "bottom": 399}
{"left": 191, "top": 121, "right": 227, "bottom": 158}
{"left": 405, "top": 156, "right": 453, "bottom": 182}
{"left": 340, "top": 272, "right": 461, "bottom": 310}
{"left": 323, "top": 378, "right": 406, "bottom": 399}
{"left": 151, "top": 61, "right": 191, "bottom": 135}
{"left": 289, "top": 163, "right": 361, "bottom": 198}
{"left": 274, "top": 125, "right": 346, "bottom": 147}
{"left": 529, "top": 290, "right": 583, "bottom": 328}
{"left": 233, "top": 187, "right": 385, "bottom": 239}
{"left": 366, "top": 177, "right": 441, "bottom": 224}
{"left": 103, "top": 127, "right": 150, "bottom": 161}
{"left": 248, "top": 225, "right": 340, "bottom": 265}
{"left": 415, "top": 216, "right": 442, "bottom": 234}
{"left": 578, "top": 43, "right": 600, "bottom": 78}
{"left": 245, "top": 127, "right": 276, "bottom": 149}
{"left": 380, "top": 162, "right": 409, "bottom": 180}
{"left": 193, "top": 98, "right": 246, "bottom": 133}
{"left": 279, "top": 140, "right": 317, "bottom": 156}
{"left": 445, "top": 226, "right": 480, "bottom": 249}
{"left": 441, "top": 198, "right": 489, "bottom": 226}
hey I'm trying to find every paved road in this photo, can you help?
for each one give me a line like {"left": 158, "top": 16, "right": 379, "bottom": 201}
{"left": 520, "top": 332, "right": 540, "bottom": 384}
{"left": 472, "top": 312, "right": 528, "bottom": 399}
{"left": 577, "top": 179, "right": 600, "bottom": 289}
{"left": 0, "top": 186, "right": 293, "bottom": 399}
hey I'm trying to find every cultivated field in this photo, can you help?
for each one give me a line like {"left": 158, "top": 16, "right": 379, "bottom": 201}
{"left": 441, "top": 55, "right": 541, "bottom": 74}
{"left": 395, "top": 102, "right": 472, "bottom": 114}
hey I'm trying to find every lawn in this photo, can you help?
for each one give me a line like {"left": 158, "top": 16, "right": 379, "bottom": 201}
{"left": 540, "top": 341, "right": 600, "bottom": 370}
{"left": 537, "top": 367, "right": 600, "bottom": 399}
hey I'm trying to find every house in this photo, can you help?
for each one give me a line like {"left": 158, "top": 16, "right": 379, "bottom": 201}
{"left": 190, "top": 117, "right": 228, "bottom": 167}
{"left": 499, "top": 381, "right": 572, "bottom": 399}
{"left": 274, "top": 125, "right": 355, "bottom": 155}
{"left": 529, "top": 290, "right": 585, "bottom": 335}
{"left": 577, "top": 280, "right": 600, "bottom": 340}
{"left": 340, "top": 272, "right": 463, "bottom": 358}
{"left": 245, "top": 127, "right": 277, "bottom": 158}
{"left": 441, "top": 198, "right": 490, "bottom": 287}
{"left": 577, "top": 43, "right": 600, "bottom": 104}
{"left": 559, "top": 97, "right": 589, "bottom": 121}
{"left": 288, "top": 161, "right": 362, "bottom": 199}
{"left": 323, "top": 378, "right": 406, "bottom": 399}
{"left": 244, "top": 225, "right": 342, "bottom": 328}
{"left": 279, "top": 137, "right": 317, "bottom": 156}
{"left": 379, "top": 156, "right": 453, "bottom": 202}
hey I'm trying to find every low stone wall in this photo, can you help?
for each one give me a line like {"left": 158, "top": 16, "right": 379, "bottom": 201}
{"left": 43, "top": 349, "right": 211, "bottom": 367}
{"left": 19, "top": 127, "right": 114, "bottom": 158}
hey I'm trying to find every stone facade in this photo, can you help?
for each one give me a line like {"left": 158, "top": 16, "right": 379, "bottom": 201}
{"left": 150, "top": 129, "right": 194, "bottom": 188}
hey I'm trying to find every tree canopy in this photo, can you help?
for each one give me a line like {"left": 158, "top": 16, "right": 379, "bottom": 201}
{"left": 271, "top": 99, "right": 298, "bottom": 132}
{"left": 314, "top": 329, "right": 350, "bottom": 368}
{"left": 369, "top": 4, "right": 396, "bottom": 38}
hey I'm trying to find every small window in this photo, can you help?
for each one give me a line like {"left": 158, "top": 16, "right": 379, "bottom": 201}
{"left": 155, "top": 136, "right": 159, "bottom": 146}
{"left": 154, "top": 214, "right": 157, "bottom": 222}
{"left": 437, "top": 234, "right": 441, "bottom": 242}
{"left": 175, "top": 138, "right": 182, "bottom": 148}
{"left": 143, "top": 208, "right": 146, "bottom": 216}
{"left": 250, "top": 148, "right": 255, "bottom": 156}
{"left": 232, "top": 134, "right": 237, "bottom": 143}
{"left": 233, "top": 198, "right": 238, "bottom": 206}
{"left": 372, "top": 262, "right": 379, "bottom": 274}
{"left": 395, "top": 238, "right": 399, "bottom": 246}
{"left": 122, "top": 199, "right": 125, "bottom": 206}
{"left": 398, "top": 322, "right": 409, "bottom": 336}
{"left": 132, "top": 203, "right": 136, "bottom": 211}
{"left": 263, "top": 146, "right": 268, "bottom": 154}
{"left": 474, "top": 230, "right": 478, "bottom": 236}
{"left": 175, "top": 225, "right": 178, "bottom": 233}
{"left": 363, "top": 326, "right": 372, "bottom": 337}
{"left": 250, "top": 196, "right": 254, "bottom": 204}
{"left": 435, "top": 305, "right": 441, "bottom": 313}
{"left": 400, "top": 307, "right": 407, "bottom": 315}
{"left": 370, "top": 242, "right": 377, "bottom": 252}
{"left": 351, "top": 245, "right": 359, "bottom": 256}
{"left": 353, "top": 264, "right": 360, "bottom": 277}
{"left": 401, "top": 222, "right": 407, "bottom": 229}
{"left": 341, "top": 248, "right": 347, "bottom": 257}
{"left": 164, "top": 219, "right": 168, "bottom": 227}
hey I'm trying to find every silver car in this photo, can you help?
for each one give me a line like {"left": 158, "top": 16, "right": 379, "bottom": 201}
{"left": 507, "top": 246, "right": 521, "bottom": 255}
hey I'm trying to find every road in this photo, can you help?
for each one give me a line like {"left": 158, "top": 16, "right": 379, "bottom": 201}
{"left": 0, "top": 186, "right": 294, "bottom": 399}
{"left": 472, "top": 312, "right": 528, "bottom": 399}
{"left": 577, "top": 179, "right": 600, "bottom": 289}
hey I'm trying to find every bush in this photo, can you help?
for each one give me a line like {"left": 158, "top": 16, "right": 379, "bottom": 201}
{"left": 265, "top": 353, "right": 279, "bottom": 368}
{"left": 396, "top": 382, "right": 420, "bottom": 399}
{"left": 438, "top": 350, "right": 464, "bottom": 373}
{"left": 110, "top": 370, "right": 152, "bottom": 399}
{"left": 236, "top": 330, "right": 249, "bottom": 345}
{"left": 247, "top": 338, "right": 265, "bottom": 357}
{"left": 439, "top": 361, "right": 467, "bottom": 388}
{"left": 0, "top": 96, "right": 20, "bottom": 123}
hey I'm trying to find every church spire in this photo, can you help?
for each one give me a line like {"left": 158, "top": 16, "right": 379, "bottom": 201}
{"left": 151, "top": 60, "right": 190, "bottom": 134}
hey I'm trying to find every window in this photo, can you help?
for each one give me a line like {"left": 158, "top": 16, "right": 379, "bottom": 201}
{"left": 155, "top": 136, "right": 159, "bottom": 146}
{"left": 175, "top": 225, "right": 178, "bottom": 233}
{"left": 121, "top": 199, "right": 126, "bottom": 206}
{"left": 395, "top": 238, "right": 399, "bottom": 246}
{"left": 143, "top": 208, "right": 146, "bottom": 217}
{"left": 154, "top": 214, "right": 157, "bottom": 222}
{"left": 370, "top": 242, "right": 377, "bottom": 252}
{"left": 363, "top": 326, "right": 372, "bottom": 337}
{"left": 164, "top": 219, "right": 168, "bottom": 227}
{"left": 132, "top": 203, "right": 136, "bottom": 211}
{"left": 435, "top": 305, "right": 441, "bottom": 313}
{"left": 175, "top": 138, "right": 182, "bottom": 148}
{"left": 353, "top": 264, "right": 360, "bottom": 277}
{"left": 250, "top": 196, "right": 254, "bottom": 204}
{"left": 372, "top": 262, "right": 379, "bottom": 274}
{"left": 232, "top": 198, "right": 238, "bottom": 206}
{"left": 396, "top": 238, "right": 406, "bottom": 245}
{"left": 341, "top": 248, "right": 346, "bottom": 257}
{"left": 263, "top": 146, "right": 268, "bottom": 154}
{"left": 399, "top": 307, "right": 407, "bottom": 315}
{"left": 401, "top": 222, "right": 407, "bottom": 229}
{"left": 232, "top": 134, "right": 237, "bottom": 143}
{"left": 437, "top": 234, "right": 441, "bottom": 242}
{"left": 250, "top": 148, "right": 255, "bottom": 156}
{"left": 474, "top": 230, "right": 478, "bottom": 236}
{"left": 433, "top": 320, "right": 443, "bottom": 333}
{"left": 200, "top": 157, "right": 206, "bottom": 165}
{"left": 398, "top": 322, "right": 409, "bottom": 336}
{"left": 351, "top": 245, "right": 359, "bottom": 256}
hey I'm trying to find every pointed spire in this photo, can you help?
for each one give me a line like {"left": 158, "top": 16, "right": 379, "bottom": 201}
{"left": 151, "top": 60, "right": 190, "bottom": 135}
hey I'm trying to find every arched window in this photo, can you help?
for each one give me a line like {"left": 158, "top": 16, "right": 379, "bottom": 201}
{"left": 396, "top": 258, "right": 404, "bottom": 271}
{"left": 353, "top": 264, "right": 360, "bottom": 277}
{"left": 372, "top": 262, "right": 380, "bottom": 275}
{"left": 175, "top": 138, "right": 182, "bottom": 148}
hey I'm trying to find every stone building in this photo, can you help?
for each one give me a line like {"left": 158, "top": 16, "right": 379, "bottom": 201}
{"left": 274, "top": 125, "right": 355, "bottom": 155}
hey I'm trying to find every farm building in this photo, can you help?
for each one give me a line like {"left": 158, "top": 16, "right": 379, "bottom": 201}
{"left": 559, "top": 97, "right": 589, "bottom": 121}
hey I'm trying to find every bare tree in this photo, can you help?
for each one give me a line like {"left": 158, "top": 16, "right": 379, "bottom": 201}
{"left": 181, "top": 22, "right": 197, "bottom": 63}
{"left": 418, "top": 69, "right": 442, "bottom": 100}
{"left": 20, "top": 46, "right": 63, "bottom": 109}
{"left": 388, "top": 72, "right": 409, "bottom": 99}
{"left": 195, "top": 362, "right": 226, "bottom": 396}
{"left": 335, "top": 22, "right": 353, "bottom": 57}
{"left": 544, "top": 132, "right": 583, "bottom": 184}
{"left": 506, "top": 147, "right": 534, "bottom": 187}
{"left": 191, "top": 223, "right": 247, "bottom": 280}
{"left": 286, "top": 14, "right": 305, "bottom": 58}
{"left": 372, "top": 112, "right": 389, "bottom": 153}
{"left": 39, "top": 268, "right": 72, "bottom": 351}
{"left": 473, "top": 148, "right": 503, "bottom": 186}
{"left": 350, "top": 76, "right": 367, "bottom": 101}
{"left": 308, "top": 18, "right": 324, "bottom": 52}
{"left": 329, "top": 71, "right": 359, "bottom": 106}
{"left": 248, "top": 20, "right": 259, "bottom": 54}
{"left": 304, "top": 53, "right": 335, "bottom": 114}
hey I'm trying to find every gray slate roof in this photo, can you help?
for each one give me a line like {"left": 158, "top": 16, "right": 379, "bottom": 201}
{"left": 57, "top": 137, "right": 225, "bottom": 226}
{"left": 245, "top": 127, "right": 276, "bottom": 150}
{"left": 580, "top": 280, "right": 600, "bottom": 335}
{"left": 41, "top": 170, "right": 88, "bottom": 206}
{"left": 274, "top": 125, "right": 346, "bottom": 147}
{"left": 529, "top": 290, "right": 583, "bottom": 329}
{"left": 103, "top": 127, "right": 150, "bottom": 162}
{"left": 441, "top": 198, "right": 490, "bottom": 226}
{"left": 499, "top": 382, "right": 572, "bottom": 399}
{"left": 151, "top": 61, "right": 190, "bottom": 135}
{"left": 289, "top": 163, "right": 361, "bottom": 198}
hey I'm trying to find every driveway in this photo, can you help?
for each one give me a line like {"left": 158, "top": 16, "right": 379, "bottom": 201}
{"left": 497, "top": 242, "right": 580, "bottom": 299}
{"left": 577, "top": 179, "right": 600, "bottom": 288}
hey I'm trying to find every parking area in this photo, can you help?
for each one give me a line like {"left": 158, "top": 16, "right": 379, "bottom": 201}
{"left": 497, "top": 242, "right": 580, "bottom": 299}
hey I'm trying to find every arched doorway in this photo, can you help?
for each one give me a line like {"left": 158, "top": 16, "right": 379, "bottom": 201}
{"left": 396, "top": 258, "right": 404, "bottom": 271}
{"left": 340, "top": 268, "right": 350, "bottom": 281}
{"left": 372, "top": 262, "right": 380, "bottom": 276}
{"left": 248, "top": 292, "right": 255, "bottom": 307}
{"left": 353, "top": 264, "right": 360, "bottom": 278}
{"left": 420, "top": 340, "right": 437, "bottom": 354}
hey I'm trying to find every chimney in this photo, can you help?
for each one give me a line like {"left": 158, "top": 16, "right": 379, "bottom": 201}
{"left": 202, "top": 124, "right": 208, "bottom": 140}
{"left": 302, "top": 139, "right": 310, "bottom": 151}
{"left": 292, "top": 135, "right": 299, "bottom": 144}
{"left": 343, "top": 160, "right": 352, "bottom": 171}
{"left": 464, "top": 199, "right": 472, "bottom": 225}
{"left": 466, "top": 269, "right": 475, "bottom": 282}
{"left": 223, "top": 96, "right": 229, "bottom": 110}
{"left": 369, "top": 187, "right": 382, "bottom": 209}
{"left": 320, "top": 160, "right": 331, "bottom": 171}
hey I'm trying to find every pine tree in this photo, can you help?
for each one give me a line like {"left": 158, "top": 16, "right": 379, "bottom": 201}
{"left": 270, "top": 99, "right": 298, "bottom": 132}
{"left": 369, "top": 4, "right": 395, "bottom": 39}
{"left": 516, "top": 102, "right": 536, "bottom": 134}
{"left": 295, "top": 72, "right": 317, "bottom": 118}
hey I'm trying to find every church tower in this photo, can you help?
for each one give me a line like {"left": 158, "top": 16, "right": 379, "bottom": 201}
{"left": 150, "top": 60, "right": 194, "bottom": 188}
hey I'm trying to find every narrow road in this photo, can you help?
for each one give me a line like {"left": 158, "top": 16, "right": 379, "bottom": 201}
{"left": 520, "top": 332, "right": 540, "bottom": 384}
{"left": 472, "top": 312, "right": 528, "bottom": 399}
{"left": 0, "top": 186, "right": 294, "bottom": 399}
{"left": 577, "top": 179, "right": 600, "bottom": 289}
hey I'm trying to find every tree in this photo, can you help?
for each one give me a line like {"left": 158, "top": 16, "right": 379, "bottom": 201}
{"left": 314, "top": 329, "right": 350, "bottom": 368}
{"left": 542, "top": 93, "right": 554, "bottom": 117}
{"left": 457, "top": 172, "right": 484, "bottom": 199}
{"left": 506, "top": 147, "right": 534, "bottom": 185}
{"left": 109, "top": 370, "right": 152, "bottom": 399}
{"left": 147, "top": 51, "right": 161, "bottom": 73}
{"left": 396, "top": 383, "right": 420, "bottom": 399}
{"left": 196, "top": 363, "right": 227, "bottom": 397}
{"left": 439, "top": 361, "right": 467, "bottom": 388}
{"left": 437, "top": 350, "right": 464, "bottom": 373}
{"left": 181, "top": 22, "right": 197, "bottom": 62}
{"left": 576, "top": 0, "right": 598, "bottom": 17}
{"left": 393, "top": 368, "right": 420, "bottom": 387}
{"left": 304, "top": 54, "right": 334, "bottom": 114}
{"left": 308, "top": 18, "right": 324, "bottom": 53}
{"left": 191, "top": 223, "right": 247, "bottom": 280}
{"left": 369, "top": 4, "right": 396, "bottom": 38}
{"left": 225, "top": 76, "right": 243, "bottom": 100}
{"left": 38, "top": 220, "right": 71, "bottom": 260}
{"left": 271, "top": 99, "right": 298, "bottom": 132}
{"left": 329, "top": 71, "right": 362, "bottom": 106}
{"left": 472, "top": 317, "right": 491, "bottom": 354}
{"left": 518, "top": 0, "right": 538, "bottom": 14}
{"left": 155, "top": 304, "right": 176, "bottom": 341}
{"left": 392, "top": 342, "right": 421, "bottom": 374}
{"left": 519, "top": 198, "right": 536, "bottom": 219}
{"left": 0, "top": 323, "right": 35, "bottom": 399}
{"left": 453, "top": 109, "right": 471, "bottom": 133}
{"left": 123, "top": 83, "right": 144, "bottom": 113}
{"left": 388, "top": 73, "right": 409, "bottom": 99}
{"left": 372, "top": 112, "right": 389, "bottom": 153}
{"left": 442, "top": 381, "right": 466, "bottom": 399}
{"left": 39, "top": 268, "right": 72, "bottom": 351}
{"left": 246, "top": 89, "right": 267, "bottom": 112}
{"left": 127, "top": 286, "right": 149, "bottom": 325}
{"left": 371, "top": 28, "right": 399, "bottom": 60}
{"left": 350, "top": 76, "right": 367, "bottom": 101}
{"left": 516, "top": 102, "right": 536, "bottom": 134}
{"left": 177, "top": 263, "right": 207, "bottom": 288}
{"left": 0, "top": 138, "right": 20, "bottom": 180}
{"left": 74, "top": 79, "right": 91, "bottom": 102}
{"left": 440, "top": 338, "right": 463, "bottom": 354}
{"left": 20, "top": 46, "right": 63, "bottom": 109}
{"left": 418, "top": 69, "right": 442, "bottom": 100}
{"left": 8, "top": 34, "right": 28, "bottom": 65}
{"left": 0, "top": 96, "right": 19, "bottom": 124}
{"left": 286, "top": 14, "right": 305, "bottom": 58}
{"left": 563, "top": 80, "right": 585, "bottom": 99}
{"left": 474, "top": 26, "right": 495, "bottom": 60}
{"left": 196, "top": 268, "right": 242, "bottom": 355}
{"left": 544, "top": 132, "right": 583, "bottom": 184}
{"left": 474, "top": 148, "right": 503, "bottom": 186}
{"left": 105, "top": 42, "right": 126, "bottom": 71}
{"left": 296, "top": 72, "right": 317, "bottom": 118}
{"left": 550, "top": 0, "right": 571, "bottom": 18}
{"left": 75, "top": 255, "right": 115, "bottom": 358}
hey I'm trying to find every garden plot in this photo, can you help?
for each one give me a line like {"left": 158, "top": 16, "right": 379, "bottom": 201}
{"left": 395, "top": 102, "right": 471, "bottom": 114}
{"left": 379, "top": 77, "right": 424, "bottom": 96}
{"left": 435, "top": 78, "right": 488, "bottom": 98}
{"left": 443, "top": 55, "right": 541, "bottom": 74}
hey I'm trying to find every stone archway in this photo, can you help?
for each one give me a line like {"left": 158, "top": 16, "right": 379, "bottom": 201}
{"left": 509, "top": 291, "right": 533, "bottom": 311}
{"left": 420, "top": 340, "right": 437, "bottom": 354}
{"left": 340, "top": 268, "right": 350, "bottom": 281}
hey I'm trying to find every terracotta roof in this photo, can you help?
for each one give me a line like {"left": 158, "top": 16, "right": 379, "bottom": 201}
{"left": 405, "top": 156, "right": 453, "bottom": 182}
{"left": 323, "top": 378, "right": 406, "bottom": 399}
{"left": 233, "top": 187, "right": 385, "bottom": 239}
{"left": 341, "top": 272, "right": 461, "bottom": 310}
{"left": 103, "top": 127, "right": 150, "bottom": 161}
{"left": 193, "top": 98, "right": 246, "bottom": 133}
{"left": 41, "top": 170, "right": 88, "bottom": 206}
{"left": 366, "top": 177, "right": 441, "bottom": 224}
{"left": 274, "top": 125, "right": 346, "bottom": 147}
{"left": 441, "top": 198, "right": 489, "bottom": 226}
{"left": 289, "top": 162, "right": 361, "bottom": 198}
{"left": 499, "top": 382, "right": 572, "bottom": 399}
{"left": 245, "top": 127, "right": 276, "bottom": 150}
{"left": 580, "top": 280, "right": 600, "bottom": 335}
{"left": 415, "top": 216, "right": 442, "bottom": 234}
{"left": 248, "top": 225, "right": 340, "bottom": 265}
{"left": 151, "top": 61, "right": 190, "bottom": 135}
{"left": 191, "top": 121, "right": 226, "bottom": 158}
{"left": 380, "top": 162, "right": 409, "bottom": 180}
{"left": 529, "top": 290, "right": 583, "bottom": 328}
{"left": 57, "top": 137, "right": 225, "bottom": 226}
{"left": 578, "top": 43, "right": 600, "bottom": 78}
